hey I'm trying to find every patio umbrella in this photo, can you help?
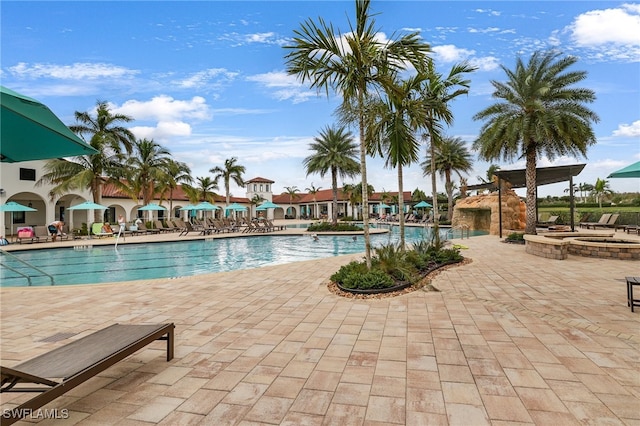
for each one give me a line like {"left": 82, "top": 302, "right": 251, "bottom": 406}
{"left": 194, "top": 201, "right": 220, "bottom": 220}
{"left": 138, "top": 203, "right": 167, "bottom": 222}
{"left": 607, "top": 161, "right": 640, "bottom": 178}
{"left": 1, "top": 86, "right": 98, "bottom": 162}
{"left": 0, "top": 201, "right": 37, "bottom": 237}
{"left": 414, "top": 201, "right": 432, "bottom": 208}
{"left": 225, "top": 202, "right": 247, "bottom": 218}
{"left": 68, "top": 201, "right": 109, "bottom": 238}
{"left": 255, "top": 200, "right": 282, "bottom": 211}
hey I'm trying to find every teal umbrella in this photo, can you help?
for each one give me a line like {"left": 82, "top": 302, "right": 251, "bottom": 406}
{"left": 194, "top": 201, "right": 220, "bottom": 220}
{"left": 225, "top": 202, "right": 247, "bottom": 211}
{"left": 378, "top": 203, "right": 391, "bottom": 209}
{"left": 255, "top": 201, "right": 281, "bottom": 211}
{"left": 67, "top": 201, "right": 109, "bottom": 211}
{"left": 68, "top": 201, "right": 109, "bottom": 238}
{"left": 607, "top": 161, "right": 640, "bottom": 178}
{"left": 0, "top": 201, "right": 37, "bottom": 237}
{"left": 414, "top": 201, "right": 432, "bottom": 208}
{"left": 138, "top": 203, "right": 166, "bottom": 223}
{"left": 1, "top": 86, "right": 98, "bottom": 162}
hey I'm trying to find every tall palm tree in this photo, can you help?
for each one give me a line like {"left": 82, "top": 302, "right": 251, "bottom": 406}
{"left": 210, "top": 157, "right": 246, "bottom": 207}
{"left": 183, "top": 176, "right": 219, "bottom": 204}
{"left": 367, "top": 74, "right": 428, "bottom": 248}
{"left": 159, "top": 159, "right": 192, "bottom": 217}
{"left": 303, "top": 126, "right": 359, "bottom": 225}
{"left": 420, "top": 61, "right": 476, "bottom": 241}
{"left": 283, "top": 186, "right": 300, "bottom": 218}
{"left": 305, "top": 183, "right": 322, "bottom": 219}
{"left": 422, "top": 136, "right": 473, "bottom": 220}
{"left": 126, "top": 139, "right": 172, "bottom": 206}
{"left": 37, "top": 101, "right": 136, "bottom": 222}
{"left": 592, "top": 178, "right": 613, "bottom": 208}
{"left": 473, "top": 50, "right": 599, "bottom": 234}
{"left": 285, "top": 0, "right": 430, "bottom": 267}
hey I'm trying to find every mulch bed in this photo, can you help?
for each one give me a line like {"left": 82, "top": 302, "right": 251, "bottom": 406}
{"left": 327, "top": 257, "right": 473, "bottom": 299}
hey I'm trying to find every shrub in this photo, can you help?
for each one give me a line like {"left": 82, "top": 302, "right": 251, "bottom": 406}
{"left": 307, "top": 222, "right": 361, "bottom": 232}
{"left": 374, "top": 242, "right": 417, "bottom": 282}
{"left": 505, "top": 232, "right": 524, "bottom": 242}
{"left": 331, "top": 241, "right": 463, "bottom": 291}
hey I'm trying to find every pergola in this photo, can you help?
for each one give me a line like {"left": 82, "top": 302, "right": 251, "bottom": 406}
{"left": 467, "top": 164, "right": 586, "bottom": 237}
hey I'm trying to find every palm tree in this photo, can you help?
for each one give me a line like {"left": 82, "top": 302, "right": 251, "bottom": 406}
{"left": 473, "top": 50, "right": 599, "bottom": 234}
{"left": 210, "top": 157, "right": 245, "bottom": 207}
{"left": 183, "top": 176, "right": 219, "bottom": 204}
{"left": 420, "top": 61, "right": 476, "bottom": 241}
{"left": 477, "top": 164, "right": 501, "bottom": 185}
{"left": 249, "top": 194, "right": 265, "bottom": 219}
{"left": 422, "top": 136, "right": 473, "bottom": 220}
{"left": 159, "top": 159, "right": 192, "bottom": 217}
{"left": 283, "top": 186, "right": 300, "bottom": 218}
{"left": 305, "top": 183, "right": 322, "bottom": 219}
{"left": 303, "top": 126, "right": 359, "bottom": 225}
{"left": 126, "top": 139, "right": 172, "bottom": 206}
{"left": 37, "top": 101, "right": 136, "bottom": 222}
{"left": 366, "top": 74, "right": 429, "bottom": 248}
{"left": 285, "top": 0, "right": 430, "bottom": 267}
{"left": 592, "top": 178, "right": 613, "bottom": 208}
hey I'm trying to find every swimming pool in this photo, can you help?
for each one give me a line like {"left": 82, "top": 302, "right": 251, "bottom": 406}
{"left": 1, "top": 226, "right": 486, "bottom": 287}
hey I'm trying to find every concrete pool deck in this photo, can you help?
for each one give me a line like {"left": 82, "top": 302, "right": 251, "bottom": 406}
{"left": 1, "top": 222, "right": 639, "bottom": 425}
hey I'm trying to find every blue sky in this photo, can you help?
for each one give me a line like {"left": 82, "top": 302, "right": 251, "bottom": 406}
{"left": 2, "top": 1, "right": 639, "bottom": 198}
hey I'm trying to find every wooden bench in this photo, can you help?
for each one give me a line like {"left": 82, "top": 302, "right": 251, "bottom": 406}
{"left": 1, "top": 323, "right": 174, "bottom": 425}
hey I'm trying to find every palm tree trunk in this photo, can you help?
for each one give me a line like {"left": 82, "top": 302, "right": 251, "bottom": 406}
{"left": 525, "top": 147, "right": 537, "bottom": 235}
{"left": 398, "top": 165, "right": 405, "bottom": 249}
{"left": 358, "top": 98, "right": 372, "bottom": 269}
{"left": 428, "top": 128, "right": 440, "bottom": 246}
{"left": 331, "top": 170, "right": 338, "bottom": 225}
{"left": 446, "top": 170, "right": 453, "bottom": 221}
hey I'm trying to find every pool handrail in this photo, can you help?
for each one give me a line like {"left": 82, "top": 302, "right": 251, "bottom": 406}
{"left": 0, "top": 249, "right": 55, "bottom": 286}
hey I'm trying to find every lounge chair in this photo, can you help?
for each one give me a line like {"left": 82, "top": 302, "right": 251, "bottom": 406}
{"left": 179, "top": 221, "right": 198, "bottom": 236}
{"left": 588, "top": 213, "right": 619, "bottom": 229}
{"left": 33, "top": 226, "right": 51, "bottom": 243}
{"left": 91, "top": 223, "right": 113, "bottom": 238}
{"left": 579, "top": 213, "right": 611, "bottom": 229}
{"left": 137, "top": 222, "right": 160, "bottom": 235}
{"left": 153, "top": 220, "right": 172, "bottom": 233}
{"left": 0, "top": 323, "right": 174, "bottom": 425}
{"left": 536, "top": 215, "right": 559, "bottom": 228}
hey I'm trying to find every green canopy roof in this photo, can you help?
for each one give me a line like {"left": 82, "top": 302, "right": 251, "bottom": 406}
{"left": 1, "top": 86, "right": 97, "bottom": 162}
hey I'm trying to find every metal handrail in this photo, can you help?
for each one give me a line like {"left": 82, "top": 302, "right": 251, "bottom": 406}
{"left": 0, "top": 249, "right": 55, "bottom": 286}
{"left": 452, "top": 224, "right": 470, "bottom": 239}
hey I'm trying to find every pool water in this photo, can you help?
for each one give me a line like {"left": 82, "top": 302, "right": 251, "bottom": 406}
{"left": 1, "top": 226, "right": 485, "bottom": 287}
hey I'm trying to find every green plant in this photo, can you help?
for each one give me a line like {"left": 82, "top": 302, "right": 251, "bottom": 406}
{"left": 337, "top": 269, "right": 395, "bottom": 290}
{"left": 373, "top": 242, "right": 416, "bottom": 282}
{"left": 505, "top": 232, "right": 524, "bottom": 242}
{"left": 307, "top": 222, "right": 361, "bottom": 232}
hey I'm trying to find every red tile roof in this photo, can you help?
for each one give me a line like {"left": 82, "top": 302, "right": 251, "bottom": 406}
{"left": 246, "top": 177, "right": 275, "bottom": 183}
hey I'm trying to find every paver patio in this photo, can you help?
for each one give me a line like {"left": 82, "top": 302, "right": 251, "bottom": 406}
{"left": 1, "top": 227, "right": 639, "bottom": 425}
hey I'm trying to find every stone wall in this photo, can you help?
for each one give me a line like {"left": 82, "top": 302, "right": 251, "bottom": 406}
{"left": 452, "top": 189, "right": 525, "bottom": 235}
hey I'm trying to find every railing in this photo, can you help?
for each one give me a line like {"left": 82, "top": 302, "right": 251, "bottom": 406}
{"left": 451, "top": 224, "right": 470, "bottom": 239}
{"left": 0, "top": 249, "right": 55, "bottom": 286}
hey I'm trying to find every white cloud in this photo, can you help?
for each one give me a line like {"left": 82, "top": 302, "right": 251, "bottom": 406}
{"left": 130, "top": 121, "right": 192, "bottom": 141}
{"left": 246, "top": 71, "right": 318, "bottom": 103}
{"left": 431, "top": 45, "right": 475, "bottom": 62}
{"left": 7, "top": 62, "right": 138, "bottom": 80}
{"left": 113, "top": 95, "right": 210, "bottom": 122}
{"left": 613, "top": 120, "right": 640, "bottom": 137}
{"left": 174, "top": 68, "right": 238, "bottom": 89}
{"left": 567, "top": 4, "right": 640, "bottom": 61}
{"left": 470, "top": 56, "right": 500, "bottom": 72}
{"left": 431, "top": 45, "right": 499, "bottom": 71}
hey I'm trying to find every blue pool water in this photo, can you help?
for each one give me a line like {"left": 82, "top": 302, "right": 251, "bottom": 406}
{"left": 1, "top": 226, "right": 485, "bottom": 287}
